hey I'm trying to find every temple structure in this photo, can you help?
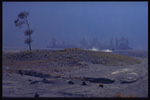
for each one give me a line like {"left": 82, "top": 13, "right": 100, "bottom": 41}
{"left": 47, "top": 37, "right": 132, "bottom": 50}
{"left": 112, "top": 37, "right": 132, "bottom": 50}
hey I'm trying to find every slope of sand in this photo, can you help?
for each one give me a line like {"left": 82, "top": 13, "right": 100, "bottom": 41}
{"left": 2, "top": 48, "right": 148, "bottom": 97}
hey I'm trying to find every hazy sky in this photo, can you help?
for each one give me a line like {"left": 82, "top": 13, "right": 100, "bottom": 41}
{"left": 3, "top": 2, "right": 148, "bottom": 50}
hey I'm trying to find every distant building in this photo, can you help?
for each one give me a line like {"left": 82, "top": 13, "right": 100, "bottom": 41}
{"left": 108, "top": 37, "right": 132, "bottom": 50}
{"left": 47, "top": 37, "right": 132, "bottom": 50}
{"left": 109, "top": 38, "right": 113, "bottom": 49}
{"left": 116, "top": 37, "right": 132, "bottom": 50}
{"left": 115, "top": 37, "right": 118, "bottom": 47}
{"left": 52, "top": 38, "right": 57, "bottom": 47}
{"left": 79, "top": 37, "right": 88, "bottom": 49}
{"left": 90, "top": 37, "right": 101, "bottom": 49}
{"left": 47, "top": 38, "right": 78, "bottom": 49}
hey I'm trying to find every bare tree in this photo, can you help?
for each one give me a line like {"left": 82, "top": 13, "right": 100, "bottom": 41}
{"left": 14, "top": 11, "right": 34, "bottom": 50}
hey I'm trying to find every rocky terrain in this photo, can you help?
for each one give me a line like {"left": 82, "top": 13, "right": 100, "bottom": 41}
{"left": 2, "top": 48, "right": 148, "bottom": 98}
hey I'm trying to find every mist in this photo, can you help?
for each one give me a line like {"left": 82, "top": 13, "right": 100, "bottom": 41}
{"left": 2, "top": 2, "right": 148, "bottom": 50}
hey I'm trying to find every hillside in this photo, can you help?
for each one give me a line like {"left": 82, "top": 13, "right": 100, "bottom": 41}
{"left": 3, "top": 48, "right": 141, "bottom": 73}
{"left": 3, "top": 48, "right": 148, "bottom": 97}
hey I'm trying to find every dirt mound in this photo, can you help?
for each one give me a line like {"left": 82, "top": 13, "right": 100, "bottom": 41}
{"left": 3, "top": 48, "right": 141, "bottom": 67}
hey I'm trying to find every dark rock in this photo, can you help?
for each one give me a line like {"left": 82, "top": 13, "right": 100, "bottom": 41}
{"left": 30, "top": 81, "right": 39, "bottom": 84}
{"left": 27, "top": 70, "right": 37, "bottom": 76}
{"left": 43, "top": 74, "right": 50, "bottom": 78}
{"left": 18, "top": 70, "right": 23, "bottom": 75}
{"left": 68, "top": 80, "right": 74, "bottom": 85}
{"left": 34, "top": 93, "right": 39, "bottom": 98}
{"left": 62, "top": 92, "right": 73, "bottom": 96}
{"left": 42, "top": 78, "right": 54, "bottom": 84}
{"left": 44, "top": 54, "right": 47, "bottom": 57}
{"left": 84, "top": 77, "right": 115, "bottom": 84}
{"left": 81, "top": 82, "right": 87, "bottom": 85}
{"left": 24, "top": 70, "right": 28, "bottom": 75}
{"left": 99, "top": 83, "right": 104, "bottom": 87}
{"left": 31, "top": 70, "right": 37, "bottom": 76}
{"left": 35, "top": 72, "right": 42, "bottom": 77}
{"left": 28, "top": 79, "right": 32, "bottom": 82}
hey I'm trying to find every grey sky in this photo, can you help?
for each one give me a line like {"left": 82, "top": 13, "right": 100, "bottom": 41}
{"left": 2, "top": 2, "right": 148, "bottom": 50}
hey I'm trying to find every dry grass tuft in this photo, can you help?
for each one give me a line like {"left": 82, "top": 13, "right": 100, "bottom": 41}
{"left": 114, "top": 93, "right": 136, "bottom": 98}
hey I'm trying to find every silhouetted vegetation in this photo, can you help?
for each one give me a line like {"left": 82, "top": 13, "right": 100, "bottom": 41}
{"left": 14, "top": 11, "right": 34, "bottom": 50}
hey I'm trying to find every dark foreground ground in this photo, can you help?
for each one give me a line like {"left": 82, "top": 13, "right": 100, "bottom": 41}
{"left": 2, "top": 48, "right": 148, "bottom": 98}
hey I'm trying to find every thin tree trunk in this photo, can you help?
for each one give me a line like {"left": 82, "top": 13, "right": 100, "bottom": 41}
{"left": 29, "top": 35, "right": 31, "bottom": 50}
{"left": 26, "top": 20, "right": 32, "bottom": 50}
{"left": 29, "top": 42, "right": 31, "bottom": 50}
